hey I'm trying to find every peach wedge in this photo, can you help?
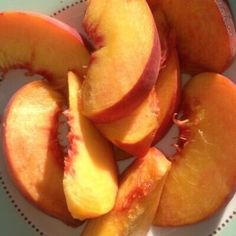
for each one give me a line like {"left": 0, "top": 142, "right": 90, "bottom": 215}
{"left": 0, "top": 11, "right": 89, "bottom": 90}
{"left": 155, "top": 73, "right": 236, "bottom": 226}
{"left": 82, "top": 0, "right": 161, "bottom": 122}
{"left": 3, "top": 81, "right": 79, "bottom": 226}
{"left": 82, "top": 148, "right": 171, "bottom": 236}
{"left": 159, "top": 0, "right": 236, "bottom": 73}
{"left": 63, "top": 72, "right": 118, "bottom": 220}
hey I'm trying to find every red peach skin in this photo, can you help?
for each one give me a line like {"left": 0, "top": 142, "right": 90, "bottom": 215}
{"left": 0, "top": 11, "right": 89, "bottom": 90}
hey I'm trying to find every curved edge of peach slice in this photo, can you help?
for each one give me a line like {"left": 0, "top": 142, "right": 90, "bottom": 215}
{"left": 154, "top": 73, "right": 236, "bottom": 226}
{"left": 96, "top": 87, "right": 159, "bottom": 157}
{"left": 63, "top": 72, "right": 118, "bottom": 220}
{"left": 2, "top": 80, "right": 81, "bottom": 226}
{"left": 81, "top": 147, "right": 171, "bottom": 236}
{"left": 81, "top": 0, "right": 161, "bottom": 122}
{"left": 0, "top": 11, "right": 89, "bottom": 91}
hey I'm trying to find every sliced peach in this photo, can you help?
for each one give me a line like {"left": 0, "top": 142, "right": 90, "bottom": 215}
{"left": 81, "top": 148, "right": 171, "bottom": 236}
{"left": 2, "top": 81, "right": 79, "bottom": 226}
{"left": 96, "top": 88, "right": 159, "bottom": 157}
{"left": 63, "top": 72, "right": 118, "bottom": 220}
{"left": 82, "top": 0, "right": 161, "bottom": 122}
{"left": 0, "top": 11, "right": 89, "bottom": 90}
{"left": 154, "top": 73, "right": 236, "bottom": 226}
{"left": 160, "top": 0, "right": 236, "bottom": 73}
{"left": 152, "top": 46, "right": 180, "bottom": 144}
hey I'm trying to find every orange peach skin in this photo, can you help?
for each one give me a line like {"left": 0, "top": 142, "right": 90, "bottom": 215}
{"left": 152, "top": 46, "right": 180, "bottom": 144}
{"left": 154, "top": 73, "right": 236, "bottom": 226}
{"left": 82, "top": 148, "right": 171, "bottom": 236}
{"left": 63, "top": 72, "right": 118, "bottom": 220}
{"left": 160, "top": 0, "right": 236, "bottom": 74}
{"left": 0, "top": 11, "right": 89, "bottom": 90}
{"left": 152, "top": 6, "right": 171, "bottom": 66}
{"left": 96, "top": 88, "right": 159, "bottom": 157}
{"left": 3, "top": 81, "right": 80, "bottom": 226}
{"left": 82, "top": 0, "right": 161, "bottom": 122}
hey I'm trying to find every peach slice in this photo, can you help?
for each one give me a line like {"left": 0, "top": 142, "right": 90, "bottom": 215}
{"left": 99, "top": 47, "right": 179, "bottom": 158}
{"left": 154, "top": 73, "right": 236, "bottom": 226}
{"left": 0, "top": 11, "right": 89, "bottom": 90}
{"left": 152, "top": 46, "right": 180, "bottom": 144}
{"left": 3, "top": 81, "right": 79, "bottom": 226}
{"left": 63, "top": 72, "right": 118, "bottom": 220}
{"left": 82, "top": 148, "right": 171, "bottom": 236}
{"left": 82, "top": 0, "right": 161, "bottom": 122}
{"left": 96, "top": 88, "right": 159, "bottom": 157}
{"left": 159, "top": 0, "right": 236, "bottom": 74}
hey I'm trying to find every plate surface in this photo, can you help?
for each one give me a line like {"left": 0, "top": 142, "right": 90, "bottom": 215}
{"left": 0, "top": 0, "right": 236, "bottom": 235}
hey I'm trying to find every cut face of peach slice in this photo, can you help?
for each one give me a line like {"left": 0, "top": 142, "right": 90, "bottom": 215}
{"left": 3, "top": 81, "right": 79, "bottom": 226}
{"left": 81, "top": 148, "right": 171, "bottom": 236}
{"left": 154, "top": 73, "right": 236, "bottom": 226}
{"left": 82, "top": 0, "right": 161, "bottom": 122}
{"left": 0, "top": 11, "right": 89, "bottom": 90}
{"left": 96, "top": 88, "right": 159, "bottom": 157}
{"left": 160, "top": 0, "right": 236, "bottom": 74}
{"left": 63, "top": 72, "right": 118, "bottom": 220}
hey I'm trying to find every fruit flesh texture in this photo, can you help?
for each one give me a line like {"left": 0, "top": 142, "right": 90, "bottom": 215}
{"left": 3, "top": 80, "right": 80, "bottom": 226}
{"left": 0, "top": 11, "right": 89, "bottom": 90}
{"left": 63, "top": 72, "right": 118, "bottom": 220}
{"left": 82, "top": 0, "right": 161, "bottom": 122}
{"left": 154, "top": 73, "right": 236, "bottom": 226}
{"left": 82, "top": 147, "right": 171, "bottom": 236}
{"left": 96, "top": 88, "right": 159, "bottom": 157}
{"left": 160, "top": 0, "right": 236, "bottom": 74}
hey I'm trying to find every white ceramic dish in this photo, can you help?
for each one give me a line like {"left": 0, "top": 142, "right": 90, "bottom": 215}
{"left": 0, "top": 1, "right": 236, "bottom": 235}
